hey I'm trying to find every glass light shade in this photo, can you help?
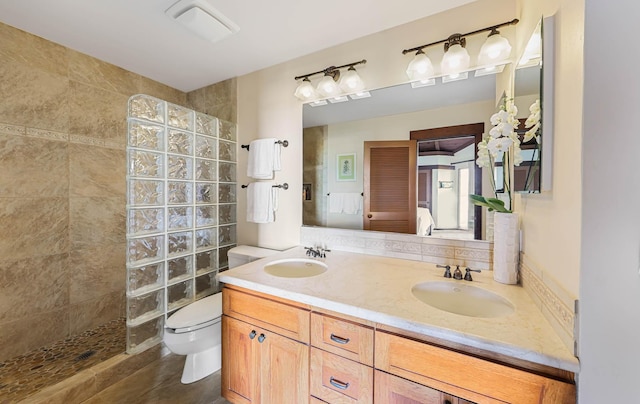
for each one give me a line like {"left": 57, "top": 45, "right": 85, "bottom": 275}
{"left": 316, "top": 74, "right": 341, "bottom": 97}
{"left": 294, "top": 79, "right": 317, "bottom": 101}
{"left": 339, "top": 68, "right": 365, "bottom": 93}
{"left": 406, "top": 52, "right": 435, "bottom": 81}
{"left": 478, "top": 33, "right": 512, "bottom": 66}
{"left": 440, "top": 44, "right": 470, "bottom": 76}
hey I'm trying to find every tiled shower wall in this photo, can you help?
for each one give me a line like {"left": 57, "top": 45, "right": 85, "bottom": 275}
{"left": 0, "top": 21, "right": 236, "bottom": 362}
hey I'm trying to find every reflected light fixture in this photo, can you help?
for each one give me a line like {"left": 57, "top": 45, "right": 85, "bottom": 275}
{"left": 294, "top": 60, "right": 366, "bottom": 102}
{"left": 402, "top": 18, "right": 518, "bottom": 83}
{"left": 441, "top": 34, "right": 471, "bottom": 77}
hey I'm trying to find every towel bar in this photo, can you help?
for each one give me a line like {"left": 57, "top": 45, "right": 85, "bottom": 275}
{"left": 241, "top": 140, "right": 289, "bottom": 150}
{"left": 327, "top": 192, "right": 363, "bottom": 196}
{"left": 242, "top": 183, "right": 289, "bottom": 190}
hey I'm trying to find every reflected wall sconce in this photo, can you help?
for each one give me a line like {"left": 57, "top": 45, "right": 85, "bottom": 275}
{"left": 294, "top": 60, "right": 367, "bottom": 103}
{"left": 403, "top": 18, "right": 518, "bottom": 84}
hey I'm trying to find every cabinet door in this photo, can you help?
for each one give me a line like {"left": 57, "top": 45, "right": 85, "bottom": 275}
{"left": 258, "top": 329, "right": 310, "bottom": 404}
{"left": 374, "top": 371, "right": 474, "bottom": 404}
{"left": 222, "top": 316, "right": 259, "bottom": 404}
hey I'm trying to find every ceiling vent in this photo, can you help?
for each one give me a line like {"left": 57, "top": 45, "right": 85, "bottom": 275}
{"left": 165, "top": 0, "right": 239, "bottom": 43}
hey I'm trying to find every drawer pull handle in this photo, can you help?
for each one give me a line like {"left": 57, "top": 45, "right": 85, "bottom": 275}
{"left": 249, "top": 330, "right": 257, "bottom": 339}
{"left": 329, "top": 376, "right": 350, "bottom": 390}
{"left": 330, "top": 333, "right": 350, "bottom": 344}
{"left": 258, "top": 333, "right": 266, "bottom": 343}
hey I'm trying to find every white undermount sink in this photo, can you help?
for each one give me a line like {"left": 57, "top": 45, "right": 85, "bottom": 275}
{"left": 411, "top": 281, "right": 515, "bottom": 318}
{"left": 263, "top": 258, "right": 328, "bottom": 278}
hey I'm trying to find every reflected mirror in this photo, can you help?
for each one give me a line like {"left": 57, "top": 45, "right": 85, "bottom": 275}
{"left": 513, "top": 19, "right": 543, "bottom": 193}
{"left": 302, "top": 72, "right": 502, "bottom": 240}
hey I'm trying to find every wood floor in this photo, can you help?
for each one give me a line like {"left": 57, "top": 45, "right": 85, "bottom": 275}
{"left": 81, "top": 352, "right": 231, "bottom": 404}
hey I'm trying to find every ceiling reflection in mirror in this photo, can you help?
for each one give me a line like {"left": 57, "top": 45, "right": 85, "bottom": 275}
{"left": 302, "top": 72, "right": 503, "bottom": 240}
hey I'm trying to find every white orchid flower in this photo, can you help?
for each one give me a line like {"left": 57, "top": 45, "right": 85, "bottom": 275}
{"left": 513, "top": 144, "right": 523, "bottom": 166}
{"left": 529, "top": 99, "right": 541, "bottom": 113}
{"left": 524, "top": 122, "right": 540, "bottom": 142}
{"left": 487, "top": 137, "right": 513, "bottom": 157}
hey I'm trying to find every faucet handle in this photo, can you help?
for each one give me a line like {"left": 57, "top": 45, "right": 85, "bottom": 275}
{"left": 436, "top": 264, "right": 452, "bottom": 278}
{"left": 464, "top": 267, "right": 481, "bottom": 281}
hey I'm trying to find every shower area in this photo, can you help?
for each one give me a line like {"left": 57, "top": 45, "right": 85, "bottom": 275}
{"left": 0, "top": 20, "right": 237, "bottom": 401}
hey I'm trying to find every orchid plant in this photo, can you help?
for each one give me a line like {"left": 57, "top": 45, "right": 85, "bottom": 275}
{"left": 470, "top": 97, "right": 522, "bottom": 213}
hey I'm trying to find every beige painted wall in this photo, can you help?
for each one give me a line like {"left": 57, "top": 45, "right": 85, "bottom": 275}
{"left": 513, "top": 0, "right": 584, "bottom": 297}
{"left": 236, "top": 0, "right": 517, "bottom": 250}
{"left": 0, "top": 22, "right": 235, "bottom": 361}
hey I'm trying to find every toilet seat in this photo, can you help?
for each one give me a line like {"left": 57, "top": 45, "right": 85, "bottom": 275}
{"left": 166, "top": 292, "right": 222, "bottom": 333}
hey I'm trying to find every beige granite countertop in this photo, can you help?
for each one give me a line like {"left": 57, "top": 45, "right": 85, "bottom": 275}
{"left": 218, "top": 246, "right": 580, "bottom": 373}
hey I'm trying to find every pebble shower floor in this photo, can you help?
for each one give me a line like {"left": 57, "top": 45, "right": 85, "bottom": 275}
{"left": 0, "top": 318, "right": 125, "bottom": 402}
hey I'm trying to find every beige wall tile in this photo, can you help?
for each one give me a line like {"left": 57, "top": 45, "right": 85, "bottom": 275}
{"left": 0, "top": 133, "right": 68, "bottom": 197}
{"left": 0, "top": 22, "right": 68, "bottom": 77}
{"left": 68, "top": 81, "right": 128, "bottom": 145}
{"left": 70, "top": 197, "right": 125, "bottom": 249}
{"left": 0, "top": 308, "right": 70, "bottom": 361}
{"left": 69, "top": 243, "right": 126, "bottom": 305}
{"left": 0, "top": 59, "right": 70, "bottom": 132}
{"left": 186, "top": 78, "right": 237, "bottom": 123}
{"left": 69, "top": 143, "right": 125, "bottom": 198}
{"left": 68, "top": 291, "right": 125, "bottom": 335}
{"left": 0, "top": 197, "right": 69, "bottom": 260}
{"left": 68, "top": 49, "right": 139, "bottom": 95}
{"left": 0, "top": 253, "right": 69, "bottom": 323}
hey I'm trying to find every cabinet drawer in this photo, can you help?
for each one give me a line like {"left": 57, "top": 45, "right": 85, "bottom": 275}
{"left": 223, "top": 288, "right": 310, "bottom": 343}
{"left": 310, "top": 347, "right": 373, "bottom": 404}
{"left": 375, "top": 331, "right": 575, "bottom": 404}
{"left": 311, "top": 312, "right": 374, "bottom": 366}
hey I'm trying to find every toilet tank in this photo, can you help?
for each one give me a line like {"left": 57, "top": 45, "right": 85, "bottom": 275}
{"left": 228, "top": 245, "right": 279, "bottom": 269}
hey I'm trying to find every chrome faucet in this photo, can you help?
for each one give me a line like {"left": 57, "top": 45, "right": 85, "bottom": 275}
{"left": 437, "top": 264, "right": 481, "bottom": 281}
{"left": 437, "top": 264, "right": 452, "bottom": 278}
{"left": 464, "top": 267, "right": 482, "bottom": 281}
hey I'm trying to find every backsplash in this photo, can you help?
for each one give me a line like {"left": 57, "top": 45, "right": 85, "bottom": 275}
{"left": 300, "top": 226, "right": 577, "bottom": 354}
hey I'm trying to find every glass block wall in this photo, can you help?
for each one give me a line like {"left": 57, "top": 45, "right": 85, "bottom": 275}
{"left": 125, "top": 94, "right": 237, "bottom": 353}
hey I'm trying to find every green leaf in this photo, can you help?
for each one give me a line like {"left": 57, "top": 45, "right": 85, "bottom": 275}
{"left": 469, "top": 194, "right": 511, "bottom": 213}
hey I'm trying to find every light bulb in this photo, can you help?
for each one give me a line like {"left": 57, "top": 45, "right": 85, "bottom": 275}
{"left": 406, "top": 51, "right": 434, "bottom": 81}
{"left": 478, "top": 31, "right": 512, "bottom": 66}
{"left": 441, "top": 43, "right": 470, "bottom": 76}
{"left": 316, "top": 74, "right": 340, "bottom": 97}
{"left": 339, "top": 67, "right": 365, "bottom": 93}
{"left": 294, "top": 78, "right": 317, "bottom": 101}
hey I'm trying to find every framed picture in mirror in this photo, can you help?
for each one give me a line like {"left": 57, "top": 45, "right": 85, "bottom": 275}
{"left": 337, "top": 153, "right": 356, "bottom": 181}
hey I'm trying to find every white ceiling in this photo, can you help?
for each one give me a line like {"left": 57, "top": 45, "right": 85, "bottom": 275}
{"left": 0, "top": 0, "right": 477, "bottom": 92}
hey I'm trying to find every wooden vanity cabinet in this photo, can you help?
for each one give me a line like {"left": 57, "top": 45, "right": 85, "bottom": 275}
{"left": 221, "top": 287, "right": 310, "bottom": 404}
{"left": 375, "top": 371, "right": 474, "bottom": 404}
{"left": 310, "top": 312, "right": 375, "bottom": 403}
{"left": 375, "top": 330, "right": 576, "bottom": 404}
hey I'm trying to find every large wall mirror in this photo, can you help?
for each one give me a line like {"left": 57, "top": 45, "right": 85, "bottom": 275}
{"left": 302, "top": 72, "right": 500, "bottom": 240}
{"left": 302, "top": 15, "right": 552, "bottom": 242}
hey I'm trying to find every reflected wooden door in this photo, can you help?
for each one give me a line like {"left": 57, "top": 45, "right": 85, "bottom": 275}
{"left": 363, "top": 140, "right": 417, "bottom": 234}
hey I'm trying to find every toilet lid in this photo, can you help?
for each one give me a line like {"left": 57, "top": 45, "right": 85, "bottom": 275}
{"left": 166, "top": 292, "right": 223, "bottom": 329}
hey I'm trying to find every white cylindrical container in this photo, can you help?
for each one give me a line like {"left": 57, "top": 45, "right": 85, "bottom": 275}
{"left": 492, "top": 212, "right": 519, "bottom": 284}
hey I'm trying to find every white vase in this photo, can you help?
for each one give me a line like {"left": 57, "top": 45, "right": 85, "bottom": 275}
{"left": 492, "top": 212, "right": 519, "bottom": 284}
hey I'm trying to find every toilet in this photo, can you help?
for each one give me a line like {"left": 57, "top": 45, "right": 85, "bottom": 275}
{"left": 163, "top": 245, "right": 278, "bottom": 384}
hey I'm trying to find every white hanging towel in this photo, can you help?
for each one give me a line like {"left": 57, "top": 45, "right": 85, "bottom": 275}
{"left": 246, "top": 182, "right": 278, "bottom": 223}
{"left": 342, "top": 193, "right": 362, "bottom": 214}
{"left": 329, "top": 192, "right": 362, "bottom": 214}
{"left": 247, "top": 138, "right": 281, "bottom": 179}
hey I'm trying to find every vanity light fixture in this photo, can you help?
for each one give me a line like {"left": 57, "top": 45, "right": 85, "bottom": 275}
{"left": 440, "top": 34, "right": 471, "bottom": 77}
{"left": 294, "top": 59, "right": 367, "bottom": 102}
{"left": 478, "top": 28, "right": 512, "bottom": 66}
{"left": 402, "top": 18, "right": 518, "bottom": 84}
